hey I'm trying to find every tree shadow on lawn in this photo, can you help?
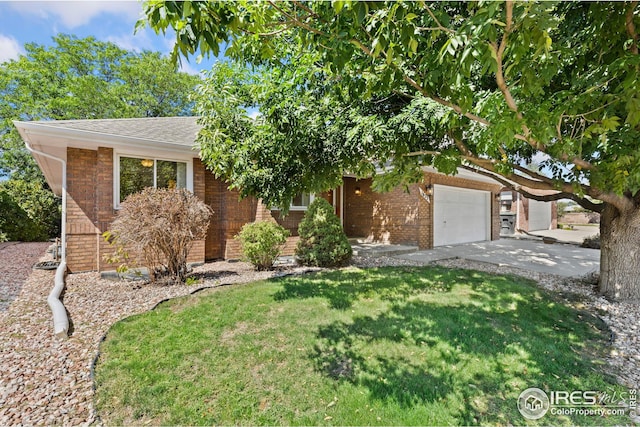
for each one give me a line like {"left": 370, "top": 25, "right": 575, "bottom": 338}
{"left": 276, "top": 267, "right": 620, "bottom": 424}
{"left": 273, "top": 266, "right": 456, "bottom": 309}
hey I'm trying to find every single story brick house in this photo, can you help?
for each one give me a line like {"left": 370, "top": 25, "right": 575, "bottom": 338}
{"left": 14, "top": 117, "right": 504, "bottom": 273}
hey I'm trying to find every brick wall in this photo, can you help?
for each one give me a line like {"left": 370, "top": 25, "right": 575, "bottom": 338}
{"left": 66, "top": 148, "right": 99, "bottom": 271}
{"left": 65, "top": 149, "right": 503, "bottom": 272}
{"left": 203, "top": 171, "right": 258, "bottom": 260}
{"left": 344, "top": 177, "right": 423, "bottom": 246}
{"left": 96, "top": 148, "right": 115, "bottom": 271}
{"left": 65, "top": 149, "right": 209, "bottom": 272}
{"left": 343, "top": 172, "right": 501, "bottom": 249}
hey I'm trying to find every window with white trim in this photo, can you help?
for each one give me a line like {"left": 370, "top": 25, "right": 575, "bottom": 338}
{"left": 290, "top": 192, "right": 314, "bottom": 211}
{"left": 117, "top": 156, "right": 188, "bottom": 206}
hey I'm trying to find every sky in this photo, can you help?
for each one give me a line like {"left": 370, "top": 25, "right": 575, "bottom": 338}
{"left": 0, "top": 0, "right": 218, "bottom": 75}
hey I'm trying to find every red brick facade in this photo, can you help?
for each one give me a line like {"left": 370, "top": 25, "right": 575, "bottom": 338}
{"left": 343, "top": 172, "right": 502, "bottom": 249}
{"left": 64, "top": 146, "right": 503, "bottom": 272}
{"left": 66, "top": 148, "right": 207, "bottom": 272}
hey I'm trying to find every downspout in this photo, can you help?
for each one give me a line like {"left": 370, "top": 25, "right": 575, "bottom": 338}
{"left": 23, "top": 139, "right": 69, "bottom": 339}
{"left": 515, "top": 191, "right": 521, "bottom": 234}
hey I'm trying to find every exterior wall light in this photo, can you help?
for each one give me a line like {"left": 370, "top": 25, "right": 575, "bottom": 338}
{"left": 424, "top": 184, "right": 433, "bottom": 196}
{"left": 354, "top": 186, "right": 362, "bottom": 196}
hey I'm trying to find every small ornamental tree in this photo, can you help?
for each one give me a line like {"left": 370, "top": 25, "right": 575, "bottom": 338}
{"left": 296, "top": 198, "right": 352, "bottom": 267}
{"left": 236, "top": 221, "right": 289, "bottom": 271}
{"left": 105, "top": 188, "right": 212, "bottom": 284}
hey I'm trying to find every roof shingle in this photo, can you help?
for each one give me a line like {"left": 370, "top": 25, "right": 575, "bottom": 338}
{"left": 35, "top": 116, "right": 201, "bottom": 146}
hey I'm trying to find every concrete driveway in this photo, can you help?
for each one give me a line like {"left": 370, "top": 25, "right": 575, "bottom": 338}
{"left": 394, "top": 239, "right": 600, "bottom": 278}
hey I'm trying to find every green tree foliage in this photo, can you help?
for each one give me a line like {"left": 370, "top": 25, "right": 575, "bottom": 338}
{"left": 143, "top": 1, "right": 640, "bottom": 299}
{"left": 0, "top": 34, "right": 200, "bottom": 181}
{"left": 142, "top": 1, "right": 640, "bottom": 210}
{"left": 0, "top": 190, "right": 47, "bottom": 241}
{"left": 296, "top": 198, "right": 352, "bottom": 267}
{"left": 235, "top": 220, "right": 289, "bottom": 270}
{"left": 0, "top": 179, "right": 61, "bottom": 239}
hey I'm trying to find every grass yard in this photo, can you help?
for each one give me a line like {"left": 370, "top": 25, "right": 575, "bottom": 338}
{"left": 94, "top": 266, "right": 630, "bottom": 426}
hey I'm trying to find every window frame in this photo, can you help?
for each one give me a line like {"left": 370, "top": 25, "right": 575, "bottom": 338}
{"left": 114, "top": 152, "right": 194, "bottom": 209}
{"left": 288, "top": 192, "right": 315, "bottom": 211}
{"left": 271, "top": 192, "right": 316, "bottom": 212}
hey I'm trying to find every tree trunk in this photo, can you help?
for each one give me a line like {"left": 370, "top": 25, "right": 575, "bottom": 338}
{"left": 599, "top": 203, "right": 640, "bottom": 301}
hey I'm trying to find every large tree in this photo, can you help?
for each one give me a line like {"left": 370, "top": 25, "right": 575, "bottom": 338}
{"left": 0, "top": 34, "right": 200, "bottom": 181}
{"left": 0, "top": 34, "right": 200, "bottom": 239}
{"left": 143, "top": 1, "right": 640, "bottom": 300}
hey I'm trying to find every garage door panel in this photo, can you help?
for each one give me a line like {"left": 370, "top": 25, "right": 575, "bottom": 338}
{"left": 528, "top": 199, "right": 551, "bottom": 231}
{"left": 433, "top": 185, "right": 490, "bottom": 246}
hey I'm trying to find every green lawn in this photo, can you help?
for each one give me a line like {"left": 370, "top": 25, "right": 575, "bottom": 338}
{"left": 94, "top": 266, "right": 630, "bottom": 426}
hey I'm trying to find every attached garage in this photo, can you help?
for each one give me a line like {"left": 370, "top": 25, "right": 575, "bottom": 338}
{"left": 433, "top": 185, "right": 491, "bottom": 246}
{"left": 527, "top": 199, "right": 552, "bottom": 231}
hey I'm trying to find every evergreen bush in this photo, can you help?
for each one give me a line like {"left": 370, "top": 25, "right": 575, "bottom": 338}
{"left": 295, "top": 198, "right": 352, "bottom": 267}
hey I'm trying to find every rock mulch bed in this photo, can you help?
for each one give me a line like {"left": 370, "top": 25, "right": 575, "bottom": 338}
{"left": 0, "top": 242, "right": 51, "bottom": 312}
{"left": 0, "top": 245, "right": 637, "bottom": 426}
{"left": 0, "top": 248, "right": 316, "bottom": 426}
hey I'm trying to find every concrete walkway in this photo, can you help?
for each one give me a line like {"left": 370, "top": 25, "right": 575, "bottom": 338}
{"left": 505, "top": 225, "right": 599, "bottom": 244}
{"left": 394, "top": 239, "right": 599, "bottom": 278}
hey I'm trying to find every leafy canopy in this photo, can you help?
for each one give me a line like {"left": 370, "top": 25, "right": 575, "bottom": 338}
{"left": 143, "top": 1, "right": 640, "bottom": 214}
{"left": 1, "top": 34, "right": 200, "bottom": 181}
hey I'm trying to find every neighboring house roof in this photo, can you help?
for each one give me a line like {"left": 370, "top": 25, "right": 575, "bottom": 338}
{"left": 500, "top": 186, "right": 559, "bottom": 198}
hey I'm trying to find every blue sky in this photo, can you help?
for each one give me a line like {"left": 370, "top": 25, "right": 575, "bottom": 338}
{"left": 0, "top": 0, "right": 218, "bottom": 74}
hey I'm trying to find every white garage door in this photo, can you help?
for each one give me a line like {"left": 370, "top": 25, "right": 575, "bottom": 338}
{"left": 433, "top": 185, "right": 491, "bottom": 246}
{"left": 528, "top": 199, "right": 552, "bottom": 231}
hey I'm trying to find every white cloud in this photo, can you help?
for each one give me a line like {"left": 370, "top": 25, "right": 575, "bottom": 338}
{"left": 8, "top": 1, "right": 142, "bottom": 29}
{"left": 0, "top": 34, "right": 24, "bottom": 63}
{"left": 107, "top": 31, "right": 153, "bottom": 53}
{"left": 179, "top": 59, "right": 205, "bottom": 76}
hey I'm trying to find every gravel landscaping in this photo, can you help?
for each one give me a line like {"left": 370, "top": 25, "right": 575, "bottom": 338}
{"left": 0, "top": 244, "right": 638, "bottom": 425}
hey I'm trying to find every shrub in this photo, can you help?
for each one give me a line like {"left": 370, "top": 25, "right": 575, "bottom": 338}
{"left": 0, "top": 179, "right": 61, "bottom": 239}
{"left": 295, "top": 198, "right": 352, "bottom": 267}
{"left": 581, "top": 234, "right": 601, "bottom": 249}
{"left": 236, "top": 221, "right": 289, "bottom": 271}
{"left": 105, "top": 188, "right": 212, "bottom": 284}
{"left": 0, "top": 231, "right": 7, "bottom": 243}
{"left": 0, "top": 190, "right": 48, "bottom": 241}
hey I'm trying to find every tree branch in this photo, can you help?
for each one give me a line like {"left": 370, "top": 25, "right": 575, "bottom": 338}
{"left": 459, "top": 165, "right": 604, "bottom": 212}
{"left": 420, "top": 3, "right": 456, "bottom": 34}
{"left": 626, "top": 1, "right": 639, "bottom": 55}
{"left": 267, "top": 1, "right": 328, "bottom": 37}
{"left": 492, "top": 1, "right": 533, "bottom": 142}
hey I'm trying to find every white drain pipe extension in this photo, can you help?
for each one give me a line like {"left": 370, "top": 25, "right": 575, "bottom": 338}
{"left": 23, "top": 138, "right": 69, "bottom": 339}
